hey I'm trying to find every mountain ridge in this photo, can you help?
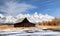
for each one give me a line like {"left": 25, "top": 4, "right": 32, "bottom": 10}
{"left": 0, "top": 12, "right": 55, "bottom": 24}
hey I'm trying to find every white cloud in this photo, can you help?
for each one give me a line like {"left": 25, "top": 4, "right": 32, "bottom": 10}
{"left": 1, "top": 1, "right": 37, "bottom": 16}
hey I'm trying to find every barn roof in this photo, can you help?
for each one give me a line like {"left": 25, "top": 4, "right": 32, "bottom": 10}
{"left": 14, "top": 18, "right": 35, "bottom": 24}
{"left": 14, "top": 18, "right": 35, "bottom": 27}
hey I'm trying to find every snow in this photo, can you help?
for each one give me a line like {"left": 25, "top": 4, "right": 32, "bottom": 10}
{"left": 0, "top": 29, "right": 60, "bottom": 36}
{"left": 5, "top": 16, "right": 17, "bottom": 23}
{"left": 27, "top": 12, "right": 55, "bottom": 23}
{"left": 0, "top": 14, "right": 5, "bottom": 18}
{"left": 16, "top": 14, "right": 25, "bottom": 19}
{"left": 0, "top": 12, "right": 55, "bottom": 23}
{"left": 0, "top": 14, "right": 5, "bottom": 23}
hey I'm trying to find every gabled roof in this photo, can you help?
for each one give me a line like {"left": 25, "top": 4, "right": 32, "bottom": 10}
{"left": 15, "top": 18, "right": 30, "bottom": 23}
{"left": 21, "top": 18, "right": 30, "bottom": 23}
{"left": 14, "top": 18, "right": 35, "bottom": 24}
{"left": 14, "top": 18, "right": 35, "bottom": 27}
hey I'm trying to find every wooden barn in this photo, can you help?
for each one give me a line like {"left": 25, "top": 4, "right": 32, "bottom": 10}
{"left": 14, "top": 18, "right": 35, "bottom": 27}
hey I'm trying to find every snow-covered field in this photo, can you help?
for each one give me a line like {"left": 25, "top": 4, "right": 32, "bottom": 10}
{"left": 0, "top": 29, "right": 60, "bottom": 36}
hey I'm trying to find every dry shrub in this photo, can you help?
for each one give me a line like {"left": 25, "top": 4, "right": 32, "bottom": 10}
{"left": 49, "top": 19, "right": 58, "bottom": 26}
{"left": 37, "top": 19, "right": 58, "bottom": 26}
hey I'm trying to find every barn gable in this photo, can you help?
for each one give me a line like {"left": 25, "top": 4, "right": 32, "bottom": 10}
{"left": 14, "top": 18, "right": 35, "bottom": 27}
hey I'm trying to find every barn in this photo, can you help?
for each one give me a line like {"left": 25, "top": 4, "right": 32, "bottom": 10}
{"left": 14, "top": 18, "right": 35, "bottom": 27}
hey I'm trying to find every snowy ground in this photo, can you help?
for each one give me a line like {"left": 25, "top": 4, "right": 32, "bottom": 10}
{"left": 0, "top": 29, "right": 60, "bottom": 36}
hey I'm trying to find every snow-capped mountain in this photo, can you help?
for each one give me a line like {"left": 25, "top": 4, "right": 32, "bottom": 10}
{"left": 0, "top": 12, "right": 55, "bottom": 23}
{"left": 0, "top": 14, "right": 5, "bottom": 18}
{"left": 0, "top": 14, "right": 5, "bottom": 23}
{"left": 16, "top": 14, "right": 25, "bottom": 19}
{"left": 5, "top": 16, "right": 17, "bottom": 23}
{"left": 0, "top": 14, "right": 17, "bottom": 23}
{"left": 16, "top": 12, "right": 55, "bottom": 23}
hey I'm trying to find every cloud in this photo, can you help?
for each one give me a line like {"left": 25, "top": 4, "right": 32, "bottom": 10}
{"left": 0, "top": 1, "right": 37, "bottom": 16}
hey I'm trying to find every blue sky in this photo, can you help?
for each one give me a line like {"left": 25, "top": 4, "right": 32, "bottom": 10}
{"left": 0, "top": 0, "right": 60, "bottom": 17}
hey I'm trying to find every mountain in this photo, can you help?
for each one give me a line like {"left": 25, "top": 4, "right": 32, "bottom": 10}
{"left": 16, "top": 12, "right": 55, "bottom": 23}
{"left": 0, "top": 14, "right": 5, "bottom": 18}
{"left": 0, "top": 12, "right": 55, "bottom": 24}
{"left": 0, "top": 14, "right": 5, "bottom": 23}
{"left": 5, "top": 16, "right": 17, "bottom": 23}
